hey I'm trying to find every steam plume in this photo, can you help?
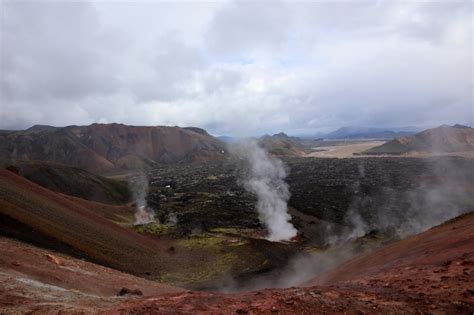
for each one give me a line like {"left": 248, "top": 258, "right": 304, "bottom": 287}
{"left": 129, "top": 173, "right": 155, "bottom": 225}
{"left": 234, "top": 141, "right": 297, "bottom": 242}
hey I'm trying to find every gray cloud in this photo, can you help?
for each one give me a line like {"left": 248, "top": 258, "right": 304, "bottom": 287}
{"left": 0, "top": 0, "right": 472, "bottom": 134}
{"left": 1, "top": 1, "right": 120, "bottom": 102}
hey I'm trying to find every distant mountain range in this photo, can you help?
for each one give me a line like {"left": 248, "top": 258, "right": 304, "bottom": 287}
{"left": 364, "top": 124, "right": 474, "bottom": 155}
{"left": 0, "top": 123, "right": 227, "bottom": 174}
{"left": 219, "top": 126, "right": 422, "bottom": 142}
{"left": 320, "top": 126, "right": 421, "bottom": 140}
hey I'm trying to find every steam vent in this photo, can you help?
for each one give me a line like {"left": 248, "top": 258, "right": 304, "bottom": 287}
{"left": 1, "top": 0, "right": 473, "bottom": 313}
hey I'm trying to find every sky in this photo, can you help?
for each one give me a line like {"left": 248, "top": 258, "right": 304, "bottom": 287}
{"left": 0, "top": 0, "right": 472, "bottom": 136}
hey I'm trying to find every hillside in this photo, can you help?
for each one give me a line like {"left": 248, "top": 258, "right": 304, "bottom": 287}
{"left": 0, "top": 123, "right": 227, "bottom": 174}
{"left": 323, "top": 126, "right": 418, "bottom": 140}
{"left": 259, "top": 132, "right": 306, "bottom": 157}
{"left": 0, "top": 164, "right": 473, "bottom": 313}
{"left": 0, "top": 167, "right": 178, "bottom": 278}
{"left": 0, "top": 167, "right": 299, "bottom": 290}
{"left": 309, "top": 211, "right": 474, "bottom": 286}
{"left": 2, "top": 210, "right": 472, "bottom": 313}
{"left": 0, "top": 237, "right": 183, "bottom": 313}
{"left": 109, "top": 211, "right": 474, "bottom": 313}
{"left": 2, "top": 161, "right": 130, "bottom": 204}
{"left": 365, "top": 124, "right": 474, "bottom": 155}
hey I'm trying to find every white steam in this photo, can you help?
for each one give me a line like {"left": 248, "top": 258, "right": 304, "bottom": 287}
{"left": 129, "top": 173, "right": 155, "bottom": 225}
{"left": 234, "top": 141, "right": 297, "bottom": 242}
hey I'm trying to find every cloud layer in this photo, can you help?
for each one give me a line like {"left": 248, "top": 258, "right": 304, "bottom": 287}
{"left": 1, "top": 0, "right": 472, "bottom": 135}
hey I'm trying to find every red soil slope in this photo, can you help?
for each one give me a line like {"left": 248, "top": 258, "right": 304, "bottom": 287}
{"left": 310, "top": 212, "right": 474, "bottom": 286}
{"left": 0, "top": 237, "right": 183, "bottom": 313}
{"left": 109, "top": 212, "right": 474, "bottom": 314}
{"left": 0, "top": 168, "right": 178, "bottom": 279}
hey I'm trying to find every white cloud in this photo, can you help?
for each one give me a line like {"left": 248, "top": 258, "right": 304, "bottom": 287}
{"left": 0, "top": 0, "right": 472, "bottom": 134}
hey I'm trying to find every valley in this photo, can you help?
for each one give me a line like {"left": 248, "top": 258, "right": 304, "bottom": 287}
{"left": 2, "top": 1, "right": 472, "bottom": 312}
{"left": 1, "top": 124, "right": 473, "bottom": 313}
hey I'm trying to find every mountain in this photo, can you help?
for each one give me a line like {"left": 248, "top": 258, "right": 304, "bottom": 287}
{"left": 323, "top": 126, "right": 419, "bottom": 140}
{"left": 259, "top": 132, "right": 306, "bottom": 157}
{"left": 217, "top": 135, "right": 238, "bottom": 143}
{"left": 365, "top": 124, "right": 474, "bottom": 155}
{"left": 0, "top": 123, "right": 227, "bottom": 174}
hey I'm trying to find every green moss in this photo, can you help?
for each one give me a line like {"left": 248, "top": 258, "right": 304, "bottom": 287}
{"left": 209, "top": 227, "right": 257, "bottom": 238}
{"left": 209, "top": 227, "right": 240, "bottom": 234}
{"left": 112, "top": 213, "right": 135, "bottom": 225}
{"left": 134, "top": 222, "right": 174, "bottom": 235}
{"left": 157, "top": 252, "right": 237, "bottom": 285}
{"left": 227, "top": 240, "right": 247, "bottom": 247}
{"left": 177, "top": 233, "right": 224, "bottom": 248}
{"left": 303, "top": 246, "right": 326, "bottom": 253}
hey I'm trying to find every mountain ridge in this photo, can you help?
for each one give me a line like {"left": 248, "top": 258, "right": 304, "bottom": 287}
{"left": 364, "top": 124, "right": 474, "bottom": 155}
{"left": 0, "top": 123, "right": 227, "bottom": 174}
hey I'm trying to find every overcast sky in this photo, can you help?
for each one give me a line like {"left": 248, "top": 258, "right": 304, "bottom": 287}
{"left": 0, "top": 0, "right": 472, "bottom": 136}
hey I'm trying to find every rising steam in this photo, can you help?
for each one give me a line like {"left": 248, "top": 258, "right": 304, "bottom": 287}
{"left": 218, "top": 155, "right": 474, "bottom": 292}
{"left": 129, "top": 173, "right": 155, "bottom": 225}
{"left": 233, "top": 141, "right": 297, "bottom": 242}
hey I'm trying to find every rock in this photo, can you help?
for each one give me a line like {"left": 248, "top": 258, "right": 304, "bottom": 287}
{"left": 462, "top": 289, "right": 474, "bottom": 297}
{"left": 441, "top": 260, "right": 452, "bottom": 268}
{"left": 5, "top": 165, "right": 19, "bottom": 174}
{"left": 118, "top": 287, "right": 143, "bottom": 296}
{"left": 45, "top": 254, "right": 62, "bottom": 266}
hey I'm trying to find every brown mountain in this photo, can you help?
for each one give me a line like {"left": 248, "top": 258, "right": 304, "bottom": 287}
{"left": 259, "top": 132, "right": 306, "bottom": 157}
{"left": 0, "top": 123, "right": 227, "bottom": 174}
{"left": 364, "top": 124, "right": 474, "bottom": 155}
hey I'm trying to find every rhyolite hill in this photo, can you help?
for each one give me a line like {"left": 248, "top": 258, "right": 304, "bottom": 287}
{"left": 364, "top": 124, "right": 474, "bottom": 155}
{"left": 0, "top": 123, "right": 227, "bottom": 174}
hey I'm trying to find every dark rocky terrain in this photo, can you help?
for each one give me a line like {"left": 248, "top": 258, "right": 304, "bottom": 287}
{"left": 144, "top": 156, "right": 474, "bottom": 245}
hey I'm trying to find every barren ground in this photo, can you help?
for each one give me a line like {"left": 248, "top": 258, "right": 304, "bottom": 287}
{"left": 2, "top": 211, "right": 472, "bottom": 314}
{"left": 306, "top": 141, "right": 386, "bottom": 158}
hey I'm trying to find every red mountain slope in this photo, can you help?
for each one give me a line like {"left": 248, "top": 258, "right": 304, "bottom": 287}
{"left": 0, "top": 168, "right": 178, "bottom": 279}
{"left": 365, "top": 124, "right": 474, "bottom": 155}
{"left": 109, "top": 212, "right": 474, "bottom": 314}
{"left": 0, "top": 123, "right": 227, "bottom": 173}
